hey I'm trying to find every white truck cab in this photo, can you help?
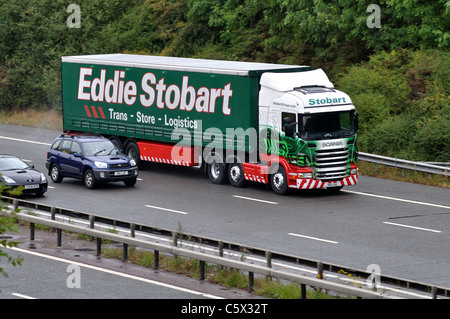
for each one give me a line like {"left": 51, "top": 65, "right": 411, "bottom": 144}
{"left": 258, "top": 69, "right": 358, "bottom": 191}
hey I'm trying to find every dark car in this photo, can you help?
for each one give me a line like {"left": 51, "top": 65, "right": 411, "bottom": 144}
{"left": 45, "top": 133, "right": 138, "bottom": 189}
{"left": 0, "top": 155, "right": 48, "bottom": 196}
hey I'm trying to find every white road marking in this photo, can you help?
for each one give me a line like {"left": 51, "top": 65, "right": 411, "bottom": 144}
{"left": 8, "top": 247, "right": 221, "bottom": 299}
{"left": 342, "top": 190, "right": 450, "bottom": 210}
{"left": 288, "top": 232, "right": 338, "bottom": 244}
{"left": 0, "top": 135, "right": 51, "bottom": 146}
{"left": 145, "top": 205, "right": 188, "bottom": 215}
{"left": 233, "top": 195, "right": 278, "bottom": 205}
{"left": 11, "top": 293, "right": 37, "bottom": 299}
{"left": 383, "top": 222, "right": 442, "bottom": 233}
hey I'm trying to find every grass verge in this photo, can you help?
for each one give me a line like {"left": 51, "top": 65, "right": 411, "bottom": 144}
{"left": 0, "top": 109, "right": 62, "bottom": 131}
{"left": 100, "top": 244, "right": 349, "bottom": 299}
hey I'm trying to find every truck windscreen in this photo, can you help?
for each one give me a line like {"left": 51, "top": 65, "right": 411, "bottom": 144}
{"left": 298, "top": 111, "right": 355, "bottom": 141}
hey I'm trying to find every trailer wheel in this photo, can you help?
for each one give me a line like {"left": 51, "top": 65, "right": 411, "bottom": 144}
{"left": 109, "top": 136, "right": 123, "bottom": 151}
{"left": 228, "top": 162, "right": 245, "bottom": 187}
{"left": 125, "top": 141, "right": 140, "bottom": 164}
{"left": 270, "top": 165, "right": 288, "bottom": 195}
{"left": 207, "top": 160, "right": 227, "bottom": 184}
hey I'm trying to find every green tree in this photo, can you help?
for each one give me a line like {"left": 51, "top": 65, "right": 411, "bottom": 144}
{"left": 335, "top": 48, "right": 450, "bottom": 161}
{"left": 0, "top": 183, "right": 23, "bottom": 279}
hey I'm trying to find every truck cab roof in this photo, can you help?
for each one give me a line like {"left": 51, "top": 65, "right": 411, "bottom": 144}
{"left": 260, "top": 69, "right": 334, "bottom": 91}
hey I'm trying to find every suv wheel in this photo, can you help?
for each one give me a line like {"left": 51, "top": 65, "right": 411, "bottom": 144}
{"left": 83, "top": 169, "right": 97, "bottom": 189}
{"left": 124, "top": 178, "right": 137, "bottom": 187}
{"left": 50, "top": 163, "right": 63, "bottom": 183}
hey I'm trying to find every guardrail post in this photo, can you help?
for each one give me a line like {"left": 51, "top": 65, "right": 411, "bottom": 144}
{"left": 123, "top": 243, "right": 128, "bottom": 262}
{"left": 30, "top": 222, "right": 35, "bottom": 240}
{"left": 13, "top": 199, "right": 18, "bottom": 211}
{"left": 266, "top": 251, "right": 272, "bottom": 268}
{"left": 199, "top": 260, "right": 205, "bottom": 280}
{"left": 266, "top": 251, "right": 272, "bottom": 281}
{"left": 317, "top": 262, "right": 324, "bottom": 279}
{"left": 96, "top": 237, "right": 101, "bottom": 256}
{"left": 431, "top": 286, "right": 437, "bottom": 299}
{"left": 57, "top": 229, "right": 62, "bottom": 246}
{"left": 130, "top": 223, "right": 135, "bottom": 237}
{"left": 218, "top": 241, "right": 224, "bottom": 257}
{"left": 50, "top": 206, "right": 56, "bottom": 232}
{"left": 89, "top": 215, "right": 95, "bottom": 241}
{"left": 249, "top": 272, "right": 254, "bottom": 292}
{"left": 154, "top": 250, "right": 159, "bottom": 269}
{"left": 172, "top": 231, "right": 178, "bottom": 251}
{"left": 301, "top": 284, "right": 307, "bottom": 299}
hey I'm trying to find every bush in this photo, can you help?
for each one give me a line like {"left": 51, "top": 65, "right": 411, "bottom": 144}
{"left": 335, "top": 49, "right": 449, "bottom": 162}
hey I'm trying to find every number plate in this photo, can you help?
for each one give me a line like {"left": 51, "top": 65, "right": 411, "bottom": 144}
{"left": 326, "top": 181, "right": 340, "bottom": 187}
{"left": 25, "top": 184, "right": 39, "bottom": 189}
{"left": 114, "top": 171, "right": 128, "bottom": 176}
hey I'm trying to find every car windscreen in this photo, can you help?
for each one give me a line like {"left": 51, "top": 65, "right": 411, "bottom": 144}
{"left": 82, "top": 141, "right": 121, "bottom": 157}
{"left": 0, "top": 157, "right": 30, "bottom": 170}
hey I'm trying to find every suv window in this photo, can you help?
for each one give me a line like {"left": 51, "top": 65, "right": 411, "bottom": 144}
{"left": 60, "top": 140, "right": 72, "bottom": 153}
{"left": 71, "top": 141, "right": 81, "bottom": 154}
{"left": 51, "top": 139, "right": 62, "bottom": 151}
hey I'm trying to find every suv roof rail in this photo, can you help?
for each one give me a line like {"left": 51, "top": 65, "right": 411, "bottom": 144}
{"left": 60, "top": 131, "right": 104, "bottom": 139}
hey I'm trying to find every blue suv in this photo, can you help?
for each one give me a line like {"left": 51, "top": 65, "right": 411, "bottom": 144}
{"left": 46, "top": 133, "right": 138, "bottom": 189}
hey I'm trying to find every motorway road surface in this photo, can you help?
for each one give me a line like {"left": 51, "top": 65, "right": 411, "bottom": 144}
{"left": 1, "top": 123, "right": 450, "bottom": 290}
{"left": 1, "top": 248, "right": 217, "bottom": 299}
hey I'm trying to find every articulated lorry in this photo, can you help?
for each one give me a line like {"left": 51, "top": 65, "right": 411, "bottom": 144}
{"left": 61, "top": 54, "right": 358, "bottom": 195}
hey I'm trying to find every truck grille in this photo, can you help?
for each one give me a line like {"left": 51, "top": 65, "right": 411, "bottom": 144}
{"left": 314, "top": 148, "right": 349, "bottom": 181}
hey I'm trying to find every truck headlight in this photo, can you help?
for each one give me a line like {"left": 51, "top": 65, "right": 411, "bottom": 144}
{"left": 302, "top": 173, "right": 313, "bottom": 179}
{"left": 95, "top": 161, "right": 108, "bottom": 168}
{"left": 351, "top": 168, "right": 358, "bottom": 175}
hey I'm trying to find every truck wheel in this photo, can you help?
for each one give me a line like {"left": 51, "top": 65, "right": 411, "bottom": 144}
{"left": 109, "top": 136, "right": 123, "bottom": 150}
{"left": 83, "top": 169, "right": 97, "bottom": 189}
{"left": 228, "top": 162, "right": 245, "bottom": 187}
{"left": 207, "top": 160, "right": 227, "bottom": 184}
{"left": 50, "top": 163, "right": 63, "bottom": 183}
{"left": 125, "top": 141, "right": 140, "bottom": 165}
{"left": 270, "top": 166, "right": 289, "bottom": 195}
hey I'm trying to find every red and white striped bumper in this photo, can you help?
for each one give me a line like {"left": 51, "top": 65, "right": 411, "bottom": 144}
{"left": 292, "top": 174, "right": 358, "bottom": 189}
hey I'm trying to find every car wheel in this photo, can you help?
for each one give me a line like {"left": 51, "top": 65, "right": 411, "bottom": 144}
{"left": 270, "top": 165, "right": 289, "bottom": 195}
{"left": 124, "top": 178, "right": 137, "bottom": 187}
{"left": 83, "top": 169, "right": 97, "bottom": 189}
{"left": 50, "top": 163, "right": 63, "bottom": 183}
